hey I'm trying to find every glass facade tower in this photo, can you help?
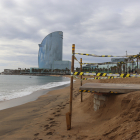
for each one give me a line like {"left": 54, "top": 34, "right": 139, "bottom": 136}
{"left": 38, "top": 31, "right": 71, "bottom": 70}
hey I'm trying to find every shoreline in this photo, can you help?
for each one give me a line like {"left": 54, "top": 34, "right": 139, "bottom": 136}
{"left": 0, "top": 83, "right": 70, "bottom": 111}
{"left": 0, "top": 75, "right": 70, "bottom": 110}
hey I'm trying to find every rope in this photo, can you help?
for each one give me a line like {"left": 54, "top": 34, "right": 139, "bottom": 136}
{"left": 75, "top": 53, "right": 128, "bottom": 57}
{"left": 82, "top": 61, "right": 127, "bottom": 65}
{"left": 75, "top": 53, "right": 140, "bottom": 58}
{"left": 72, "top": 72, "right": 140, "bottom": 78}
{"left": 74, "top": 56, "right": 81, "bottom": 64}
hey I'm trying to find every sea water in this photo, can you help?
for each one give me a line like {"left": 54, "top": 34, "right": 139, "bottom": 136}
{"left": 0, "top": 75, "right": 70, "bottom": 102}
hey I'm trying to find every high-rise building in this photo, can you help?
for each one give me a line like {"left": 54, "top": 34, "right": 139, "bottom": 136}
{"left": 38, "top": 31, "right": 71, "bottom": 70}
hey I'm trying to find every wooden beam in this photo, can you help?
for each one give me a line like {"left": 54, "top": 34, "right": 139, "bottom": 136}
{"left": 66, "top": 44, "right": 75, "bottom": 130}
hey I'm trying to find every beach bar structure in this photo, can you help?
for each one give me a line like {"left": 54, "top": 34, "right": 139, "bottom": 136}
{"left": 66, "top": 44, "right": 140, "bottom": 130}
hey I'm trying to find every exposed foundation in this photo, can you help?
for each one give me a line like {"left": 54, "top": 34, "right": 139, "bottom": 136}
{"left": 93, "top": 94, "right": 108, "bottom": 111}
{"left": 79, "top": 83, "right": 140, "bottom": 111}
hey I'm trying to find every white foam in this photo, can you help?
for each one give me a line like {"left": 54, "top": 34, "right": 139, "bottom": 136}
{"left": 0, "top": 81, "right": 70, "bottom": 101}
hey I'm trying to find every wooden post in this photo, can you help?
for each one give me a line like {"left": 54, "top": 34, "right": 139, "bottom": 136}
{"left": 80, "top": 58, "right": 83, "bottom": 102}
{"left": 66, "top": 44, "right": 75, "bottom": 130}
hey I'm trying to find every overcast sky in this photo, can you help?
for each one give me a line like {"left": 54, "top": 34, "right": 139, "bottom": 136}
{"left": 0, "top": 0, "right": 140, "bottom": 72}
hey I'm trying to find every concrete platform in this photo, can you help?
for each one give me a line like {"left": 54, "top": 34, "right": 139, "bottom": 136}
{"left": 79, "top": 83, "right": 140, "bottom": 94}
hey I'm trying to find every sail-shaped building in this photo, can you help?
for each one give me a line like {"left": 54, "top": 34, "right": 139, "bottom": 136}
{"left": 38, "top": 31, "right": 71, "bottom": 70}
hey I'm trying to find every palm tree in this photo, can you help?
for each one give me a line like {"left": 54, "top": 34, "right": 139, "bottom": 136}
{"left": 97, "top": 65, "right": 98, "bottom": 70}
{"left": 117, "top": 63, "right": 122, "bottom": 73}
{"left": 65, "top": 67, "right": 69, "bottom": 74}
{"left": 128, "top": 56, "right": 134, "bottom": 72}
{"left": 114, "top": 66, "right": 117, "bottom": 73}
{"left": 44, "top": 69, "right": 47, "bottom": 72}
{"left": 67, "top": 69, "right": 70, "bottom": 74}
{"left": 138, "top": 56, "right": 140, "bottom": 69}
{"left": 124, "top": 58, "right": 128, "bottom": 73}
{"left": 136, "top": 55, "right": 140, "bottom": 69}
{"left": 128, "top": 66, "right": 131, "bottom": 73}
{"left": 110, "top": 66, "right": 113, "bottom": 73}
{"left": 123, "top": 64, "right": 125, "bottom": 73}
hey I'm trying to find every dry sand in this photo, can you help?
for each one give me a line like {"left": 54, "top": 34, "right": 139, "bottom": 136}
{"left": 0, "top": 76, "right": 140, "bottom": 140}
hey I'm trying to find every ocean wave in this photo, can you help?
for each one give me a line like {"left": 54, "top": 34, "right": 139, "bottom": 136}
{"left": 0, "top": 81, "right": 70, "bottom": 101}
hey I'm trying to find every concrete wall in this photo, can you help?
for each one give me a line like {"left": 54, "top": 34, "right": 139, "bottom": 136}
{"left": 93, "top": 94, "right": 108, "bottom": 111}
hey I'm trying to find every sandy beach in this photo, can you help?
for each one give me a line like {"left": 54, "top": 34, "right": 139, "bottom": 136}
{"left": 1, "top": 76, "right": 140, "bottom": 140}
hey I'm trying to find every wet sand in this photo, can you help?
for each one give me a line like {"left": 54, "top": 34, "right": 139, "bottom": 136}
{"left": 0, "top": 84, "right": 70, "bottom": 110}
{"left": 1, "top": 76, "right": 140, "bottom": 139}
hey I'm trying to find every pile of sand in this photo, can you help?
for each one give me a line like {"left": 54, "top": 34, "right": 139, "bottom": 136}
{"left": 0, "top": 76, "right": 140, "bottom": 140}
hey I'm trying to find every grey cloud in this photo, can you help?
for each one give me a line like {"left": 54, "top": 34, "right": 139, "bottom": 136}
{"left": 1, "top": 0, "right": 17, "bottom": 8}
{"left": 0, "top": 0, "right": 96, "bottom": 40}
{"left": 1, "top": 0, "right": 140, "bottom": 71}
{"left": 0, "top": 45, "right": 38, "bottom": 55}
{"left": 0, "top": 54, "right": 37, "bottom": 66}
{"left": 0, "top": 63, "right": 9, "bottom": 67}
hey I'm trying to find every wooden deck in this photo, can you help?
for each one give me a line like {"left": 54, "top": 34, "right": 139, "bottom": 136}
{"left": 79, "top": 83, "right": 140, "bottom": 94}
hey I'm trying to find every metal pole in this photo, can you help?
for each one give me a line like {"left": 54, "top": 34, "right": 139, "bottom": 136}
{"left": 80, "top": 58, "right": 82, "bottom": 102}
